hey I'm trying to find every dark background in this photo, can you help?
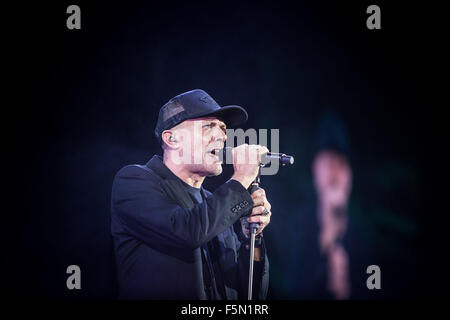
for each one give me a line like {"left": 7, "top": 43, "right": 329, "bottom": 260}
{"left": 3, "top": 1, "right": 445, "bottom": 299}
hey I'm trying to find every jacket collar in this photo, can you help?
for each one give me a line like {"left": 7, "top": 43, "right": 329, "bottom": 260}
{"left": 145, "top": 155, "right": 178, "bottom": 181}
{"left": 145, "top": 155, "right": 208, "bottom": 207}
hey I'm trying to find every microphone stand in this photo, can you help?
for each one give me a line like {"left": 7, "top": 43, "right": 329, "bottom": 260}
{"left": 247, "top": 165, "right": 263, "bottom": 300}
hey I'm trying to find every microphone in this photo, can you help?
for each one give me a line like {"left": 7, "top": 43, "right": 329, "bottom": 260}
{"left": 219, "top": 147, "right": 294, "bottom": 166}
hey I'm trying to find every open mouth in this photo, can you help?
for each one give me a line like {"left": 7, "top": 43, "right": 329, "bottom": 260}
{"left": 206, "top": 148, "right": 222, "bottom": 162}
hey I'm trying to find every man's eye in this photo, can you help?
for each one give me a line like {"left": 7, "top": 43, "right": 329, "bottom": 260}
{"left": 203, "top": 124, "right": 212, "bottom": 129}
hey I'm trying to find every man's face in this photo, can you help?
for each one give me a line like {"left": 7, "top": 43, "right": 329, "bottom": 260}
{"left": 173, "top": 117, "right": 227, "bottom": 176}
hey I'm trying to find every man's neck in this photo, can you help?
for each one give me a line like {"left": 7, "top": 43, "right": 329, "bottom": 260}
{"left": 163, "top": 155, "right": 205, "bottom": 188}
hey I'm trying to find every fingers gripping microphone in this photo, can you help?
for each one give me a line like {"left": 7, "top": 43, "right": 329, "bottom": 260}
{"left": 220, "top": 147, "right": 294, "bottom": 166}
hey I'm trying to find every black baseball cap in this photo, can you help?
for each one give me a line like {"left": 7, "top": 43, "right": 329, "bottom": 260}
{"left": 154, "top": 89, "right": 248, "bottom": 142}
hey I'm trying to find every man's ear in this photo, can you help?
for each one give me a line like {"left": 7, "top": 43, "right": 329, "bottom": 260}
{"left": 161, "top": 130, "right": 178, "bottom": 148}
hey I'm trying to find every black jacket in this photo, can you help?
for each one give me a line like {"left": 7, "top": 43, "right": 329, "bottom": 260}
{"left": 111, "top": 155, "right": 269, "bottom": 299}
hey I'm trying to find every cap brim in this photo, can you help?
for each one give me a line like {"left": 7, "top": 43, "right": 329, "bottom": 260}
{"left": 195, "top": 105, "right": 248, "bottom": 128}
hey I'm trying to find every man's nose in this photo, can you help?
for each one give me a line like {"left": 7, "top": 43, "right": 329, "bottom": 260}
{"left": 212, "top": 127, "right": 227, "bottom": 142}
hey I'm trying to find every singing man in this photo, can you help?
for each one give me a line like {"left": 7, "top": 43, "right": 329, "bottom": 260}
{"left": 111, "top": 89, "right": 271, "bottom": 299}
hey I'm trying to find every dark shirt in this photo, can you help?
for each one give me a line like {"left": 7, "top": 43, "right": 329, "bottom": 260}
{"left": 183, "top": 181, "right": 203, "bottom": 204}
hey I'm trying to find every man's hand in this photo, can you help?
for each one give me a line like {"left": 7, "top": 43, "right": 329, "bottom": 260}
{"left": 241, "top": 187, "right": 272, "bottom": 237}
{"left": 231, "top": 144, "right": 269, "bottom": 189}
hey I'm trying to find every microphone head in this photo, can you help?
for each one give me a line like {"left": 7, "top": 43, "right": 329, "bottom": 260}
{"left": 280, "top": 154, "right": 294, "bottom": 166}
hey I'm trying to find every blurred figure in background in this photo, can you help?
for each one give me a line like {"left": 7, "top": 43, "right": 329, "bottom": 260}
{"left": 311, "top": 111, "right": 352, "bottom": 299}
{"left": 270, "top": 108, "right": 414, "bottom": 300}
{"left": 285, "top": 111, "right": 361, "bottom": 299}
{"left": 313, "top": 146, "right": 352, "bottom": 299}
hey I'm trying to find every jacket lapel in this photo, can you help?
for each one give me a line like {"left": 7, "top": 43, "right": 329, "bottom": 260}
{"left": 145, "top": 155, "right": 194, "bottom": 208}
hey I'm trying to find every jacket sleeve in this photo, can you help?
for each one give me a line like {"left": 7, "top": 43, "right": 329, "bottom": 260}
{"left": 111, "top": 165, "right": 254, "bottom": 250}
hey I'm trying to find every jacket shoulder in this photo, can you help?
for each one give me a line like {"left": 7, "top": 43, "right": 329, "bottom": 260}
{"left": 112, "top": 164, "right": 162, "bottom": 193}
{"left": 111, "top": 164, "right": 164, "bottom": 205}
{"left": 114, "top": 164, "right": 158, "bottom": 180}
